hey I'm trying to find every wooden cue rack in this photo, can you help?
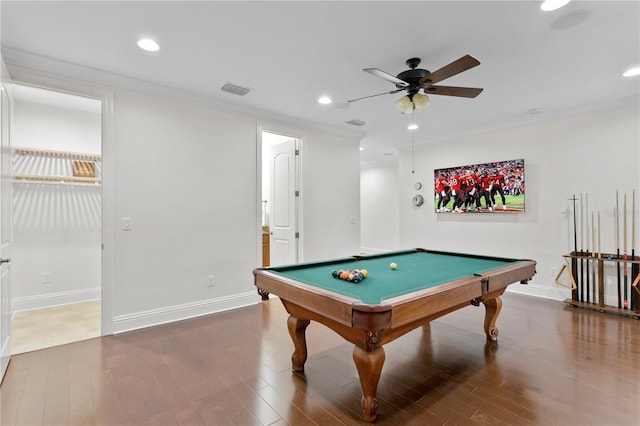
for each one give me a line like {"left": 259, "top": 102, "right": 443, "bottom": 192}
{"left": 563, "top": 251, "right": 640, "bottom": 319}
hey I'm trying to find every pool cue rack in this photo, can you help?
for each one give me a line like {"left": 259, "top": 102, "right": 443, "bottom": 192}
{"left": 563, "top": 251, "right": 640, "bottom": 319}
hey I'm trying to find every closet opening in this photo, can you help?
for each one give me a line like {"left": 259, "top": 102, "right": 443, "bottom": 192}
{"left": 9, "top": 84, "right": 102, "bottom": 354}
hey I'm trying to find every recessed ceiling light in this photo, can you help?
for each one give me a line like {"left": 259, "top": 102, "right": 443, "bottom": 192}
{"left": 541, "top": 0, "right": 571, "bottom": 12}
{"left": 408, "top": 123, "right": 419, "bottom": 130}
{"left": 318, "top": 96, "right": 332, "bottom": 104}
{"left": 137, "top": 38, "right": 160, "bottom": 52}
{"left": 623, "top": 67, "right": 640, "bottom": 77}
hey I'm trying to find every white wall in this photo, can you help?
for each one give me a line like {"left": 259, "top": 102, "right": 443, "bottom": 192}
{"left": 11, "top": 99, "right": 101, "bottom": 154}
{"left": 109, "top": 90, "right": 359, "bottom": 331}
{"left": 361, "top": 162, "right": 399, "bottom": 253}
{"left": 392, "top": 105, "right": 639, "bottom": 301}
{"left": 6, "top": 66, "right": 361, "bottom": 333}
{"left": 11, "top": 97, "right": 102, "bottom": 310}
{"left": 110, "top": 89, "right": 260, "bottom": 325}
{"left": 259, "top": 122, "right": 361, "bottom": 263}
{"left": 301, "top": 129, "right": 361, "bottom": 261}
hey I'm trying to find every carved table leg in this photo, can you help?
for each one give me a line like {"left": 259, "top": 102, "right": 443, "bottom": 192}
{"left": 353, "top": 341, "right": 385, "bottom": 422}
{"left": 483, "top": 296, "right": 503, "bottom": 341}
{"left": 287, "top": 315, "right": 310, "bottom": 372}
{"left": 257, "top": 288, "right": 270, "bottom": 300}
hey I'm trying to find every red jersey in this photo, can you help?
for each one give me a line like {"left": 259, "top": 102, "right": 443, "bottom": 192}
{"left": 464, "top": 174, "right": 477, "bottom": 191}
{"left": 480, "top": 176, "right": 492, "bottom": 190}
{"left": 493, "top": 173, "right": 505, "bottom": 188}
{"left": 450, "top": 174, "right": 462, "bottom": 191}
{"left": 436, "top": 176, "right": 449, "bottom": 192}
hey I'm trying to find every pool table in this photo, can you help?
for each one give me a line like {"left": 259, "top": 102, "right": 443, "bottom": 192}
{"left": 253, "top": 248, "right": 536, "bottom": 421}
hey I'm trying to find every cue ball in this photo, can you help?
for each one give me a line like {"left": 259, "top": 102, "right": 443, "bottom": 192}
{"left": 390, "top": 262, "right": 397, "bottom": 270}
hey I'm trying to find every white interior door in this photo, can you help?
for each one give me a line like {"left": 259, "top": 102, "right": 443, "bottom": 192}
{"left": 268, "top": 138, "right": 298, "bottom": 266}
{"left": 0, "top": 83, "right": 13, "bottom": 381}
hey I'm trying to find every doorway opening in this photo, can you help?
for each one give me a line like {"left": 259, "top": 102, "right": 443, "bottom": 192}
{"left": 261, "top": 130, "right": 301, "bottom": 268}
{"left": 9, "top": 84, "right": 102, "bottom": 354}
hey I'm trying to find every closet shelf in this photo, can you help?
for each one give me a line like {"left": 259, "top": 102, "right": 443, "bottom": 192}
{"left": 13, "top": 147, "right": 101, "bottom": 161}
{"left": 12, "top": 173, "right": 101, "bottom": 185}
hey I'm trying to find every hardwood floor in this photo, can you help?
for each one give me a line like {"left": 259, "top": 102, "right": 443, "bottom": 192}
{"left": 1, "top": 292, "right": 638, "bottom": 425}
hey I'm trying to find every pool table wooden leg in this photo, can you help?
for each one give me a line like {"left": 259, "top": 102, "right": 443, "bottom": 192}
{"left": 483, "top": 296, "right": 503, "bottom": 341}
{"left": 353, "top": 343, "right": 385, "bottom": 422}
{"left": 287, "top": 315, "right": 310, "bottom": 371}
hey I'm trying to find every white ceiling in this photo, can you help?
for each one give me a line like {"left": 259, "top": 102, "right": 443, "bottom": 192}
{"left": 1, "top": 1, "right": 638, "bottom": 167}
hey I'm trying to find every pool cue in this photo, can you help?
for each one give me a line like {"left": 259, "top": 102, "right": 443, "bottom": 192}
{"left": 585, "top": 194, "right": 591, "bottom": 303}
{"left": 584, "top": 196, "right": 596, "bottom": 303}
{"left": 592, "top": 211, "right": 597, "bottom": 304}
{"left": 631, "top": 190, "right": 637, "bottom": 310}
{"left": 581, "top": 194, "right": 587, "bottom": 303}
{"left": 598, "top": 212, "right": 602, "bottom": 262}
{"left": 616, "top": 191, "right": 622, "bottom": 308}
{"left": 623, "top": 193, "right": 628, "bottom": 309}
{"left": 570, "top": 194, "right": 579, "bottom": 301}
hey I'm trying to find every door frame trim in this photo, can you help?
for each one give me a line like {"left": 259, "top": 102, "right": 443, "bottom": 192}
{"left": 257, "top": 124, "right": 304, "bottom": 267}
{"left": 5, "top": 64, "right": 114, "bottom": 336}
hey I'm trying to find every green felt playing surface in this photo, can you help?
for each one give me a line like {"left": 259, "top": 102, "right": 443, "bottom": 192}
{"left": 268, "top": 250, "right": 521, "bottom": 304}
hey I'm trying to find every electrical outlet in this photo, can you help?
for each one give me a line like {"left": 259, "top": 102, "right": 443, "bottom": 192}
{"left": 207, "top": 275, "right": 215, "bottom": 287}
{"left": 42, "top": 272, "right": 51, "bottom": 283}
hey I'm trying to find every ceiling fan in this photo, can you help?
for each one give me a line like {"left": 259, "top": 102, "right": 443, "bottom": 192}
{"left": 347, "top": 55, "right": 483, "bottom": 112}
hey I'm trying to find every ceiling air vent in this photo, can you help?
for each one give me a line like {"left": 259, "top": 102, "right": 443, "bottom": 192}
{"left": 346, "top": 119, "right": 367, "bottom": 127}
{"left": 221, "top": 82, "right": 252, "bottom": 96}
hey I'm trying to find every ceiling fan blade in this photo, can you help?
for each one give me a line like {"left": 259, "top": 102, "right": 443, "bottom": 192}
{"left": 424, "top": 86, "right": 483, "bottom": 98}
{"left": 364, "top": 68, "right": 409, "bottom": 87}
{"left": 419, "top": 55, "right": 481, "bottom": 86}
{"left": 347, "top": 89, "right": 404, "bottom": 103}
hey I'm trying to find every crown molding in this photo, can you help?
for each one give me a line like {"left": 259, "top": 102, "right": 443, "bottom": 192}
{"left": 2, "top": 47, "right": 364, "bottom": 142}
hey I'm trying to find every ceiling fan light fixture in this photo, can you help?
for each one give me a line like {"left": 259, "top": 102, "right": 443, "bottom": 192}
{"left": 413, "top": 93, "right": 430, "bottom": 110}
{"left": 395, "top": 95, "right": 413, "bottom": 114}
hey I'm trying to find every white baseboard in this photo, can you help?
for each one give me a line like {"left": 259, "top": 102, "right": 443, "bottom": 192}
{"left": 112, "top": 291, "right": 260, "bottom": 334}
{"left": 506, "top": 280, "right": 568, "bottom": 301}
{"left": 12, "top": 288, "right": 101, "bottom": 313}
{"left": 360, "top": 246, "right": 394, "bottom": 254}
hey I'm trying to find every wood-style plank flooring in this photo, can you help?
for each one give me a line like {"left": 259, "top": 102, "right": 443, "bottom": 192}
{"left": 1, "top": 292, "right": 639, "bottom": 425}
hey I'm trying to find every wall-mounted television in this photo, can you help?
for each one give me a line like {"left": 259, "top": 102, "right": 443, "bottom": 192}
{"left": 434, "top": 158, "right": 525, "bottom": 213}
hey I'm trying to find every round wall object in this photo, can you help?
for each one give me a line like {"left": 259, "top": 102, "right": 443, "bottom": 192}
{"left": 414, "top": 181, "right": 422, "bottom": 190}
{"left": 412, "top": 194, "right": 424, "bottom": 206}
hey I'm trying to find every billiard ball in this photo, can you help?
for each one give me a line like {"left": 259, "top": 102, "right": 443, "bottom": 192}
{"left": 390, "top": 262, "right": 397, "bottom": 270}
{"left": 361, "top": 269, "right": 368, "bottom": 277}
